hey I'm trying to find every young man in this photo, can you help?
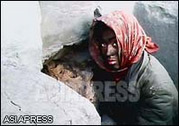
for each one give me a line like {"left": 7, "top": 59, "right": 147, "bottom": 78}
{"left": 89, "top": 10, "right": 178, "bottom": 125}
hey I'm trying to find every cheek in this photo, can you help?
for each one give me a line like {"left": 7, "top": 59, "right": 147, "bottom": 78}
{"left": 101, "top": 47, "right": 107, "bottom": 55}
{"left": 113, "top": 47, "right": 118, "bottom": 53}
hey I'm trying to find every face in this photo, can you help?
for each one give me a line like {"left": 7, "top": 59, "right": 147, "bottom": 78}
{"left": 98, "top": 27, "right": 121, "bottom": 70}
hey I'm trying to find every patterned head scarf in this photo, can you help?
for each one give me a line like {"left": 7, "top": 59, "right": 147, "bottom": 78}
{"left": 89, "top": 10, "right": 159, "bottom": 74}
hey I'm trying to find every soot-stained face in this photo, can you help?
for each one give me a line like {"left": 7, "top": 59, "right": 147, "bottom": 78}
{"left": 97, "top": 26, "right": 121, "bottom": 70}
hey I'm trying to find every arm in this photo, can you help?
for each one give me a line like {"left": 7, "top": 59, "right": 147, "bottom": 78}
{"left": 137, "top": 82, "right": 178, "bottom": 125}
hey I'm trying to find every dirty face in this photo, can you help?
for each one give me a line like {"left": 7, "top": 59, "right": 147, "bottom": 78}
{"left": 98, "top": 27, "right": 121, "bottom": 70}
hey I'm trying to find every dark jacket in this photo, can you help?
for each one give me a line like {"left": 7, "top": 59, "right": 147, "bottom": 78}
{"left": 93, "top": 51, "right": 178, "bottom": 125}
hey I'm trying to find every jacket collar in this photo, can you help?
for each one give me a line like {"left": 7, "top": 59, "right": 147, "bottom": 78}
{"left": 124, "top": 51, "right": 150, "bottom": 89}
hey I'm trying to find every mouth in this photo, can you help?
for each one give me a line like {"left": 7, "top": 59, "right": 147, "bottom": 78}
{"left": 107, "top": 59, "right": 117, "bottom": 65}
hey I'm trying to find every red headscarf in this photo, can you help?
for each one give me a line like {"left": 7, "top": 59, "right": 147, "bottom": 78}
{"left": 89, "top": 11, "right": 159, "bottom": 81}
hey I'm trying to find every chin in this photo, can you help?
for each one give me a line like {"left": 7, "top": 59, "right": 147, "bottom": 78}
{"left": 112, "top": 68, "right": 120, "bottom": 71}
{"left": 108, "top": 66, "right": 120, "bottom": 71}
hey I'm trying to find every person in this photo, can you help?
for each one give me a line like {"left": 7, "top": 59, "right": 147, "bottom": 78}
{"left": 89, "top": 10, "right": 178, "bottom": 125}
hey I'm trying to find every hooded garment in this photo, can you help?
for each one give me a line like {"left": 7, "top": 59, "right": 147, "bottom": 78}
{"left": 89, "top": 10, "right": 178, "bottom": 125}
{"left": 89, "top": 10, "right": 159, "bottom": 81}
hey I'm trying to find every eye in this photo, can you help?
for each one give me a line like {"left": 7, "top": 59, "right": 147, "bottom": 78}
{"left": 101, "top": 43, "right": 106, "bottom": 48}
{"left": 112, "top": 42, "right": 117, "bottom": 47}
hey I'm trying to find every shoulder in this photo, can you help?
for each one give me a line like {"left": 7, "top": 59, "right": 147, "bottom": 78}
{"left": 138, "top": 53, "right": 178, "bottom": 109}
{"left": 140, "top": 53, "right": 176, "bottom": 93}
{"left": 137, "top": 54, "right": 178, "bottom": 124}
{"left": 145, "top": 54, "right": 173, "bottom": 84}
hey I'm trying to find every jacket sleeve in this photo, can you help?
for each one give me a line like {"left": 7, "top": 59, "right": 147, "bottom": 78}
{"left": 136, "top": 82, "right": 178, "bottom": 125}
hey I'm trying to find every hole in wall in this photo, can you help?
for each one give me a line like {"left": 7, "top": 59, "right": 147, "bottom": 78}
{"left": 41, "top": 40, "right": 98, "bottom": 105}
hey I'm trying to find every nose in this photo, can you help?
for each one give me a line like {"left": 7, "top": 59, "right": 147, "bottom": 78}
{"left": 106, "top": 44, "right": 115, "bottom": 56}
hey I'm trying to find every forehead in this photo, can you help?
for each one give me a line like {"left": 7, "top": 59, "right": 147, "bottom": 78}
{"left": 102, "top": 28, "right": 116, "bottom": 41}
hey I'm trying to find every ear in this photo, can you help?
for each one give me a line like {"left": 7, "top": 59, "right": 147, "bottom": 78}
{"left": 94, "top": 6, "right": 102, "bottom": 18}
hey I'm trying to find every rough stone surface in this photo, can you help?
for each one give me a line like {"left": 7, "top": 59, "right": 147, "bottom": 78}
{"left": 1, "top": 65, "right": 100, "bottom": 125}
{"left": 1, "top": 1, "right": 43, "bottom": 72}
{"left": 1, "top": 1, "right": 100, "bottom": 125}
{"left": 133, "top": 1, "right": 178, "bottom": 88}
{"left": 39, "top": 1, "right": 97, "bottom": 62}
{"left": 39, "top": 1, "right": 136, "bottom": 62}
